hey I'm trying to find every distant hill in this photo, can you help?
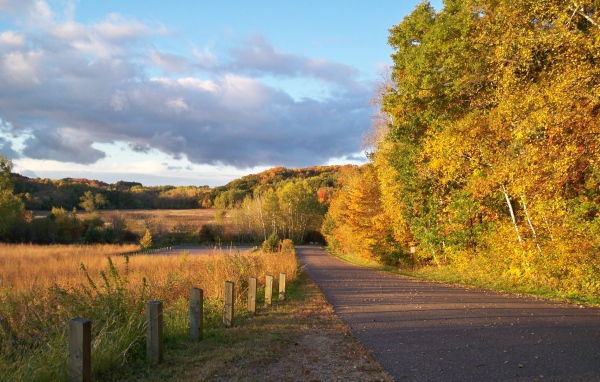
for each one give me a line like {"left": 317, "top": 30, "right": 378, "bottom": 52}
{"left": 209, "top": 165, "right": 354, "bottom": 208}
{"left": 12, "top": 165, "right": 353, "bottom": 211}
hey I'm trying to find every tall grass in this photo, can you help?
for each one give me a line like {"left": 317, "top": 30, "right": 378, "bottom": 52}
{"left": 0, "top": 244, "right": 297, "bottom": 381}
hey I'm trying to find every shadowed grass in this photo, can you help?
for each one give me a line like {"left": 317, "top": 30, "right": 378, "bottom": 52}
{"left": 0, "top": 244, "right": 297, "bottom": 381}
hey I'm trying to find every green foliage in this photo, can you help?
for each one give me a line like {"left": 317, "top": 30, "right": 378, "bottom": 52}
{"left": 0, "top": 256, "right": 148, "bottom": 382}
{"left": 262, "top": 232, "right": 280, "bottom": 253}
{"left": 0, "top": 154, "right": 25, "bottom": 241}
{"left": 79, "top": 190, "right": 107, "bottom": 213}
{"left": 280, "top": 239, "right": 295, "bottom": 254}
{"left": 140, "top": 229, "right": 153, "bottom": 249}
{"left": 323, "top": 1, "right": 600, "bottom": 299}
{"left": 232, "top": 179, "right": 325, "bottom": 244}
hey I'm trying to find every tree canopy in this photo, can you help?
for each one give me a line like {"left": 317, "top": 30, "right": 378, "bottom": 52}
{"left": 325, "top": 0, "right": 600, "bottom": 298}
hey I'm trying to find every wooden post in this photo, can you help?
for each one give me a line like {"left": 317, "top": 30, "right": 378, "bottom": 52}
{"left": 146, "top": 301, "right": 163, "bottom": 363}
{"left": 68, "top": 317, "right": 91, "bottom": 382}
{"left": 224, "top": 281, "right": 234, "bottom": 327}
{"left": 279, "top": 273, "right": 286, "bottom": 301}
{"left": 190, "top": 287, "right": 203, "bottom": 341}
{"left": 265, "top": 274, "right": 273, "bottom": 307}
{"left": 248, "top": 277, "right": 257, "bottom": 315}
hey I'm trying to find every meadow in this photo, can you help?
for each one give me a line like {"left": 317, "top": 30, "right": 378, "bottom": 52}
{"left": 0, "top": 243, "right": 297, "bottom": 381}
{"left": 33, "top": 208, "right": 229, "bottom": 235}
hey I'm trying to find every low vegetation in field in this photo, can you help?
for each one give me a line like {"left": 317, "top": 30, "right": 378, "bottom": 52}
{"left": 0, "top": 243, "right": 298, "bottom": 382}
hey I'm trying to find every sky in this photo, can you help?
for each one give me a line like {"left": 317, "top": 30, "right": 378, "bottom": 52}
{"left": 0, "top": 0, "right": 442, "bottom": 187}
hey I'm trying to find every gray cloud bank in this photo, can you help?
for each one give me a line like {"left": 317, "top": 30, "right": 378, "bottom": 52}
{"left": 0, "top": 1, "right": 371, "bottom": 169}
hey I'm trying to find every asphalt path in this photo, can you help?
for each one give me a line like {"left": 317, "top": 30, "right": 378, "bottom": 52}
{"left": 297, "top": 246, "right": 600, "bottom": 382}
{"left": 154, "top": 245, "right": 256, "bottom": 255}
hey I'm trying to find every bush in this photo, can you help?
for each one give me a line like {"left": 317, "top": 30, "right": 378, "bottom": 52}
{"left": 281, "top": 239, "right": 294, "bottom": 254}
{"left": 262, "top": 232, "right": 280, "bottom": 253}
{"left": 140, "top": 229, "right": 153, "bottom": 249}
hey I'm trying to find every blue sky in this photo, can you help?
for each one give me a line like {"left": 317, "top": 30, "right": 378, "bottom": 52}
{"left": 0, "top": 0, "right": 442, "bottom": 186}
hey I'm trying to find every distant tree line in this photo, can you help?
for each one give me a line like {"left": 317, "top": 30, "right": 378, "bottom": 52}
{"left": 11, "top": 165, "right": 347, "bottom": 212}
{"left": 13, "top": 175, "right": 211, "bottom": 210}
{"left": 1, "top": 156, "right": 346, "bottom": 245}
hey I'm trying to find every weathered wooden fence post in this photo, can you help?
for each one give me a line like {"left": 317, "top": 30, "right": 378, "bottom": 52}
{"left": 190, "top": 287, "right": 203, "bottom": 341}
{"left": 68, "top": 317, "right": 91, "bottom": 382}
{"left": 224, "top": 281, "right": 235, "bottom": 327}
{"left": 279, "top": 273, "right": 286, "bottom": 301}
{"left": 146, "top": 301, "right": 163, "bottom": 363}
{"left": 248, "top": 277, "right": 257, "bottom": 315}
{"left": 265, "top": 274, "right": 273, "bottom": 307}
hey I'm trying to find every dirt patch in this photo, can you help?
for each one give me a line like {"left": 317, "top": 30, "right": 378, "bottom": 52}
{"left": 259, "top": 327, "right": 393, "bottom": 382}
{"left": 194, "top": 273, "right": 394, "bottom": 382}
{"left": 111, "top": 272, "right": 394, "bottom": 382}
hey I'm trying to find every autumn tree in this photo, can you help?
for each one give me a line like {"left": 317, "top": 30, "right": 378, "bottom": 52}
{"left": 79, "top": 190, "right": 108, "bottom": 213}
{"left": 322, "top": 165, "right": 403, "bottom": 264}
{"left": 0, "top": 154, "right": 25, "bottom": 241}
{"left": 363, "top": 0, "right": 600, "bottom": 291}
{"left": 140, "top": 229, "right": 153, "bottom": 249}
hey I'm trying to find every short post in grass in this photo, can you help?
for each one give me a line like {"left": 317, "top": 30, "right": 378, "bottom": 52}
{"left": 146, "top": 301, "right": 163, "bottom": 363}
{"left": 224, "top": 281, "right": 235, "bottom": 327}
{"left": 68, "top": 317, "right": 91, "bottom": 382}
{"left": 248, "top": 277, "right": 257, "bottom": 315}
{"left": 190, "top": 287, "right": 203, "bottom": 341}
{"left": 265, "top": 274, "right": 274, "bottom": 307}
{"left": 279, "top": 273, "right": 286, "bottom": 301}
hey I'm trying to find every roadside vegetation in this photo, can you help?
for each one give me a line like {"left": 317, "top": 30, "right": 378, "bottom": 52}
{"left": 0, "top": 243, "right": 297, "bottom": 381}
{"left": 323, "top": 1, "right": 600, "bottom": 305}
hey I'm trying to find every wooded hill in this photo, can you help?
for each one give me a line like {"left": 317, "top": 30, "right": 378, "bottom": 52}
{"left": 11, "top": 165, "right": 349, "bottom": 211}
{"left": 0, "top": 161, "right": 350, "bottom": 245}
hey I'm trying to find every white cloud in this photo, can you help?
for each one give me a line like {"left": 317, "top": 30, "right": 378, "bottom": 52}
{"left": 149, "top": 50, "right": 190, "bottom": 73}
{"left": 166, "top": 97, "right": 189, "bottom": 113}
{"left": 49, "top": 21, "right": 85, "bottom": 40}
{"left": 93, "top": 13, "right": 169, "bottom": 41}
{"left": 27, "top": 0, "right": 53, "bottom": 25}
{"left": 0, "top": 2, "right": 372, "bottom": 172}
{"left": 0, "top": 31, "right": 26, "bottom": 46}
{"left": 150, "top": 77, "right": 217, "bottom": 92}
{"left": 1, "top": 50, "right": 43, "bottom": 85}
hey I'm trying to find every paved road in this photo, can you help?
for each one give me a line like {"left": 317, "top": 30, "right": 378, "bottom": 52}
{"left": 154, "top": 245, "right": 256, "bottom": 255}
{"left": 297, "top": 246, "right": 600, "bottom": 382}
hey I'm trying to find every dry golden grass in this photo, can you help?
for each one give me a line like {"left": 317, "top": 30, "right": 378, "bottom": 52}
{"left": 0, "top": 243, "right": 296, "bottom": 302}
{"left": 101, "top": 209, "right": 228, "bottom": 234}
{"left": 0, "top": 243, "right": 140, "bottom": 290}
{"left": 0, "top": 243, "right": 299, "bottom": 382}
{"left": 33, "top": 209, "right": 233, "bottom": 235}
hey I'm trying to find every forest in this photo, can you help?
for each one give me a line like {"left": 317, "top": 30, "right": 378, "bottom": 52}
{"left": 323, "top": 0, "right": 600, "bottom": 299}
{"left": 0, "top": 157, "right": 342, "bottom": 245}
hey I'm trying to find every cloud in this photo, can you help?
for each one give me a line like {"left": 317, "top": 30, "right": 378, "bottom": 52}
{"left": 0, "top": 2, "right": 373, "bottom": 170}
{"left": 0, "top": 136, "right": 20, "bottom": 159}
{"left": 200, "top": 34, "right": 363, "bottom": 91}
{"left": 1, "top": 50, "right": 43, "bottom": 86}
{"left": 22, "top": 128, "right": 105, "bottom": 164}
{"left": 0, "top": 31, "right": 26, "bottom": 46}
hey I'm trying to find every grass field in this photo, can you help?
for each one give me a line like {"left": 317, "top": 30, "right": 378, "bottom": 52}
{"left": 0, "top": 243, "right": 297, "bottom": 381}
{"left": 33, "top": 208, "right": 230, "bottom": 235}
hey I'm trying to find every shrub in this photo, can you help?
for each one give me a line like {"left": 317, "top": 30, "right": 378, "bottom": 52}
{"left": 262, "top": 232, "right": 280, "bottom": 253}
{"left": 140, "top": 229, "right": 153, "bottom": 249}
{"left": 281, "top": 239, "right": 294, "bottom": 254}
